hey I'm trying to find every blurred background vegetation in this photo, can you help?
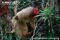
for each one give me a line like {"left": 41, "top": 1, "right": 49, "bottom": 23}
{"left": 0, "top": 0, "right": 60, "bottom": 40}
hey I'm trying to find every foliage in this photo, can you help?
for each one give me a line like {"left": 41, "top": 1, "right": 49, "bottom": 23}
{"left": 31, "top": 7, "right": 60, "bottom": 40}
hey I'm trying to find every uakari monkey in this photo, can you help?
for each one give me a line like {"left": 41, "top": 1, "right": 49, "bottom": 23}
{"left": 11, "top": 7, "right": 39, "bottom": 40}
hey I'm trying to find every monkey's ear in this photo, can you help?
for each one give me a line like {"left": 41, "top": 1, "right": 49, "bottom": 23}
{"left": 15, "top": 16, "right": 18, "bottom": 20}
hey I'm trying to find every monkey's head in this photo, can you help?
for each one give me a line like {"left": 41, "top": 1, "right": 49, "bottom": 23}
{"left": 28, "top": 8, "right": 39, "bottom": 19}
{"left": 32, "top": 8, "right": 39, "bottom": 16}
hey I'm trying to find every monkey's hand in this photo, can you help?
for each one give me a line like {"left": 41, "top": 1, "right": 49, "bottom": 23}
{"left": 26, "top": 32, "right": 33, "bottom": 37}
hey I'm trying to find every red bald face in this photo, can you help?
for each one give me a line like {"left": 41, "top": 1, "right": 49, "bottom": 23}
{"left": 32, "top": 8, "right": 39, "bottom": 15}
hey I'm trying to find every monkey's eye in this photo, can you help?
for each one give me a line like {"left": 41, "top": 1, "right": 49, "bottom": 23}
{"left": 15, "top": 16, "right": 18, "bottom": 20}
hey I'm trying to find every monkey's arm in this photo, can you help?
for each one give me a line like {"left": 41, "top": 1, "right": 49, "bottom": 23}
{"left": 30, "top": 18, "right": 36, "bottom": 30}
